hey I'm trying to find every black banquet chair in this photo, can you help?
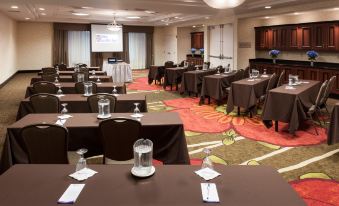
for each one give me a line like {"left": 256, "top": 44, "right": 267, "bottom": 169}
{"left": 20, "top": 123, "right": 69, "bottom": 164}
{"left": 33, "top": 81, "right": 57, "bottom": 94}
{"left": 30, "top": 93, "right": 60, "bottom": 113}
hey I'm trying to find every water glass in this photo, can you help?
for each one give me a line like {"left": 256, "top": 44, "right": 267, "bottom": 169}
{"left": 61, "top": 103, "right": 68, "bottom": 115}
{"left": 96, "top": 76, "right": 101, "bottom": 82}
{"left": 134, "top": 103, "right": 140, "bottom": 115}
{"left": 133, "top": 139, "right": 153, "bottom": 175}
{"left": 54, "top": 76, "right": 59, "bottom": 83}
{"left": 75, "top": 148, "right": 88, "bottom": 172}
{"left": 98, "top": 98, "right": 110, "bottom": 117}
{"left": 112, "top": 86, "right": 118, "bottom": 95}
{"left": 263, "top": 69, "right": 267, "bottom": 75}
{"left": 91, "top": 70, "right": 96, "bottom": 75}
{"left": 201, "top": 148, "right": 213, "bottom": 169}
{"left": 57, "top": 86, "right": 63, "bottom": 95}
{"left": 84, "top": 82, "right": 93, "bottom": 96}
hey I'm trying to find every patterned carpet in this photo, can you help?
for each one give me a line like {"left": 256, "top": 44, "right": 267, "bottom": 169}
{"left": 0, "top": 70, "right": 339, "bottom": 205}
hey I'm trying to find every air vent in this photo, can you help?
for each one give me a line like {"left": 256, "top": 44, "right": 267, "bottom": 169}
{"left": 8, "top": 10, "right": 20, "bottom": 13}
{"left": 134, "top": 8, "right": 146, "bottom": 11}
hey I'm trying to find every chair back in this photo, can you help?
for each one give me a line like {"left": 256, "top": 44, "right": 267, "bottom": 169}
{"left": 42, "top": 73, "right": 59, "bottom": 82}
{"left": 179, "top": 60, "right": 185, "bottom": 67}
{"left": 42, "top": 67, "right": 56, "bottom": 75}
{"left": 20, "top": 123, "right": 69, "bottom": 164}
{"left": 243, "top": 66, "right": 250, "bottom": 78}
{"left": 315, "top": 81, "right": 328, "bottom": 107}
{"left": 99, "top": 118, "right": 141, "bottom": 162}
{"left": 30, "top": 93, "right": 60, "bottom": 113}
{"left": 33, "top": 81, "right": 57, "bottom": 94}
{"left": 164, "top": 61, "right": 174, "bottom": 68}
{"left": 320, "top": 76, "right": 337, "bottom": 105}
{"left": 72, "top": 72, "right": 89, "bottom": 82}
{"left": 79, "top": 67, "right": 89, "bottom": 73}
{"left": 75, "top": 81, "right": 98, "bottom": 94}
{"left": 266, "top": 73, "right": 277, "bottom": 93}
{"left": 54, "top": 64, "right": 67, "bottom": 70}
{"left": 87, "top": 93, "right": 116, "bottom": 113}
{"left": 277, "top": 70, "right": 285, "bottom": 87}
{"left": 234, "top": 69, "right": 244, "bottom": 81}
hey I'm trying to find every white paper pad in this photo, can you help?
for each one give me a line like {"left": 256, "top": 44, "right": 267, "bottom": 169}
{"left": 55, "top": 119, "right": 66, "bottom": 126}
{"left": 58, "top": 184, "right": 85, "bottom": 204}
{"left": 58, "top": 114, "right": 73, "bottom": 119}
{"left": 195, "top": 167, "right": 221, "bottom": 181}
{"left": 130, "top": 114, "right": 144, "bottom": 118}
{"left": 56, "top": 95, "right": 65, "bottom": 98}
{"left": 285, "top": 86, "right": 296, "bottom": 90}
{"left": 201, "top": 183, "right": 220, "bottom": 203}
{"left": 69, "top": 168, "right": 98, "bottom": 181}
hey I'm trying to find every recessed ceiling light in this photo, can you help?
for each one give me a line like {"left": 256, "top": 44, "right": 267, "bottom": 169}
{"left": 11, "top": 5, "right": 18, "bottom": 9}
{"left": 334, "top": 8, "right": 339, "bottom": 10}
{"left": 265, "top": 16, "right": 270, "bottom": 19}
{"left": 193, "top": 25, "right": 196, "bottom": 28}
{"left": 41, "top": 13, "right": 46, "bottom": 16}
{"left": 127, "top": 16, "right": 141, "bottom": 19}
{"left": 294, "top": 12, "right": 300, "bottom": 15}
{"left": 205, "top": 16, "right": 210, "bottom": 19}
{"left": 166, "top": 23, "right": 169, "bottom": 26}
{"left": 25, "top": 17, "right": 30, "bottom": 20}
{"left": 38, "top": 8, "right": 45, "bottom": 11}
{"left": 145, "top": 10, "right": 156, "bottom": 14}
{"left": 174, "top": 16, "right": 179, "bottom": 19}
{"left": 183, "top": 0, "right": 196, "bottom": 2}
{"left": 202, "top": 24, "right": 205, "bottom": 26}
{"left": 265, "top": 6, "right": 271, "bottom": 9}
{"left": 72, "top": 12, "right": 89, "bottom": 16}
{"left": 81, "top": 6, "right": 92, "bottom": 9}
{"left": 161, "top": 19, "right": 165, "bottom": 22}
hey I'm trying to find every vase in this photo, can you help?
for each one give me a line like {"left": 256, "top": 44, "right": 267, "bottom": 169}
{"left": 310, "top": 61, "right": 314, "bottom": 67}
{"left": 273, "top": 58, "right": 276, "bottom": 64}
{"left": 192, "top": 53, "right": 195, "bottom": 57}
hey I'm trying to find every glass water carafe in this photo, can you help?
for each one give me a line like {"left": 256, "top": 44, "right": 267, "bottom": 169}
{"left": 77, "top": 73, "right": 85, "bottom": 82}
{"left": 98, "top": 98, "right": 110, "bottom": 118}
{"left": 133, "top": 139, "right": 153, "bottom": 176}
{"left": 83, "top": 82, "right": 93, "bottom": 96}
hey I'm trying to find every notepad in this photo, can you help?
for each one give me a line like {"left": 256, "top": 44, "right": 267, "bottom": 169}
{"left": 195, "top": 167, "right": 221, "bottom": 181}
{"left": 201, "top": 183, "right": 220, "bottom": 203}
{"left": 55, "top": 119, "right": 66, "bottom": 126}
{"left": 58, "top": 184, "right": 85, "bottom": 204}
{"left": 69, "top": 168, "right": 98, "bottom": 181}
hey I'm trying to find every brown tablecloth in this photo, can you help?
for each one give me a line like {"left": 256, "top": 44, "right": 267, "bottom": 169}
{"left": 0, "top": 112, "right": 189, "bottom": 173}
{"left": 148, "top": 65, "right": 165, "bottom": 84}
{"left": 200, "top": 72, "right": 237, "bottom": 102}
{"left": 16, "top": 93, "right": 147, "bottom": 120}
{"left": 62, "top": 67, "right": 101, "bottom": 71}
{"left": 226, "top": 75, "right": 271, "bottom": 113}
{"left": 163, "top": 67, "right": 191, "bottom": 89}
{"left": 25, "top": 82, "right": 126, "bottom": 98}
{"left": 30, "top": 75, "right": 113, "bottom": 84}
{"left": 0, "top": 165, "right": 305, "bottom": 206}
{"left": 261, "top": 80, "right": 321, "bottom": 134}
{"left": 38, "top": 71, "right": 107, "bottom": 76}
{"left": 328, "top": 103, "right": 339, "bottom": 145}
{"left": 179, "top": 69, "right": 217, "bottom": 95}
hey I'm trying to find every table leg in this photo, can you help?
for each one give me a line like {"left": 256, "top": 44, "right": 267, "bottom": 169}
{"left": 176, "top": 82, "right": 179, "bottom": 91}
{"left": 275, "top": 121, "right": 278, "bottom": 132}
{"left": 249, "top": 111, "right": 253, "bottom": 118}
{"left": 208, "top": 97, "right": 211, "bottom": 104}
{"left": 170, "top": 85, "right": 172, "bottom": 91}
{"left": 237, "top": 107, "right": 240, "bottom": 116}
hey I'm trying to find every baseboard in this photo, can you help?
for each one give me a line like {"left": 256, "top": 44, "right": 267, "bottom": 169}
{"left": 17, "top": 70, "right": 39, "bottom": 73}
{"left": 0, "top": 71, "right": 17, "bottom": 89}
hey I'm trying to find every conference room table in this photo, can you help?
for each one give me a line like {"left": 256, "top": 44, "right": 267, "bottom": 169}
{"left": 163, "top": 67, "right": 192, "bottom": 90}
{"left": 226, "top": 75, "right": 271, "bottom": 115}
{"left": 179, "top": 69, "right": 218, "bottom": 96}
{"left": 200, "top": 71, "right": 237, "bottom": 105}
{"left": 38, "top": 71, "right": 107, "bottom": 76}
{"left": 63, "top": 66, "right": 101, "bottom": 71}
{"left": 25, "top": 82, "right": 126, "bottom": 98}
{"left": 0, "top": 112, "right": 189, "bottom": 173}
{"left": 0, "top": 165, "right": 306, "bottom": 206}
{"left": 327, "top": 103, "right": 339, "bottom": 145}
{"left": 148, "top": 65, "right": 165, "bottom": 84}
{"left": 16, "top": 93, "right": 147, "bottom": 120}
{"left": 261, "top": 80, "right": 321, "bottom": 134}
{"left": 30, "top": 75, "right": 113, "bottom": 84}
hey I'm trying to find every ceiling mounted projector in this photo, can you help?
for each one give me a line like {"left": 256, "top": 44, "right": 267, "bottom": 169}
{"left": 203, "top": 0, "right": 246, "bottom": 9}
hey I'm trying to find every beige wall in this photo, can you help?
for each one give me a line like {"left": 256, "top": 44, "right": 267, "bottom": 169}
{"left": 237, "top": 9, "right": 339, "bottom": 69}
{"left": 17, "top": 22, "right": 53, "bottom": 70}
{"left": 153, "top": 26, "right": 178, "bottom": 65}
{"left": 0, "top": 12, "right": 17, "bottom": 85}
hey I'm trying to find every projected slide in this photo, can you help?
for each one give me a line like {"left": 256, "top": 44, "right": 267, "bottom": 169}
{"left": 91, "top": 24, "right": 123, "bottom": 52}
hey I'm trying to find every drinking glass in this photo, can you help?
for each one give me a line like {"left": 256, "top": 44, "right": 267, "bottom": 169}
{"left": 57, "top": 86, "right": 63, "bottom": 95}
{"left": 54, "top": 76, "right": 59, "bottom": 83}
{"left": 217, "top": 67, "right": 220, "bottom": 74}
{"left": 263, "top": 69, "right": 267, "bottom": 75}
{"left": 134, "top": 103, "right": 141, "bottom": 115}
{"left": 61, "top": 103, "right": 68, "bottom": 115}
{"left": 96, "top": 76, "right": 101, "bottom": 82}
{"left": 75, "top": 148, "right": 88, "bottom": 172}
{"left": 91, "top": 70, "right": 96, "bottom": 75}
{"left": 201, "top": 148, "right": 213, "bottom": 169}
{"left": 112, "top": 85, "right": 118, "bottom": 96}
{"left": 77, "top": 73, "right": 84, "bottom": 82}
{"left": 133, "top": 139, "right": 153, "bottom": 175}
{"left": 84, "top": 82, "right": 93, "bottom": 96}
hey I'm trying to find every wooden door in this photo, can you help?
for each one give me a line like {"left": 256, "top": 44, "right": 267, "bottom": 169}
{"left": 300, "top": 25, "right": 312, "bottom": 49}
{"left": 288, "top": 26, "right": 299, "bottom": 49}
{"left": 326, "top": 23, "right": 339, "bottom": 51}
{"left": 313, "top": 24, "right": 326, "bottom": 50}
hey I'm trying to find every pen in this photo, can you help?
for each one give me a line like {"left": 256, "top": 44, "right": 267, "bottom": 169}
{"left": 206, "top": 183, "right": 210, "bottom": 200}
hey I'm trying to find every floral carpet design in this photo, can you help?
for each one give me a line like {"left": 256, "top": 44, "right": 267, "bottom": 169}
{"left": 128, "top": 72, "right": 339, "bottom": 206}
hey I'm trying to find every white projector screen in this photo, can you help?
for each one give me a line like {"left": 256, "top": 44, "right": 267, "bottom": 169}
{"left": 91, "top": 24, "right": 123, "bottom": 52}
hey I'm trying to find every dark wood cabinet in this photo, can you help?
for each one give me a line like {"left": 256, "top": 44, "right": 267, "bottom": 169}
{"left": 191, "top": 32, "right": 204, "bottom": 49}
{"left": 255, "top": 21, "right": 339, "bottom": 52}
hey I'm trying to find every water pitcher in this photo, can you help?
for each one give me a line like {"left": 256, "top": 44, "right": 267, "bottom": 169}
{"left": 77, "top": 73, "right": 85, "bottom": 82}
{"left": 84, "top": 82, "right": 93, "bottom": 96}
{"left": 133, "top": 139, "right": 153, "bottom": 176}
{"left": 98, "top": 98, "right": 110, "bottom": 118}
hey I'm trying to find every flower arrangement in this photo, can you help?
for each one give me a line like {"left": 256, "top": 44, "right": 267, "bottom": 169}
{"left": 200, "top": 48, "right": 204, "bottom": 58}
{"left": 306, "top": 50, "right": 319, "bottom": 61}
{"left": 269, "top": 50, "right": 280, "bottom": 59}
{"left": 191, "top": 48, "right": 196, "bottom": 57}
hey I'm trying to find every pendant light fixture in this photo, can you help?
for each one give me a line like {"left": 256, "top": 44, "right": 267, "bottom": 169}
{"left": 203, "top": 0, "right": 246, "bottom": 9}
{"left": 107, "top": 15, "right": 122, "bottom": 31}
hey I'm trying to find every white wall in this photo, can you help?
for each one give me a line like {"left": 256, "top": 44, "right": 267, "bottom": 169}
{"left": 0, "top": 12, "right": 17, "bottom": 85}
{"left": 17, "top": 22, "right": 53, "bottom": 70}
{"left": 237, "top": 9, "right": 339, "bottom": 69}
{"left": 153, "top": 26, "right": 178, "bottom": 65}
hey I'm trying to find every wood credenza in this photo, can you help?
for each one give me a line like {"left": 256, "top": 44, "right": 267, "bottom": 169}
{"left": 249, "top": 58, "right": 339, "bottom": 95}
{"left": 187, "top": 54, "right": 204, "bottom": 66}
